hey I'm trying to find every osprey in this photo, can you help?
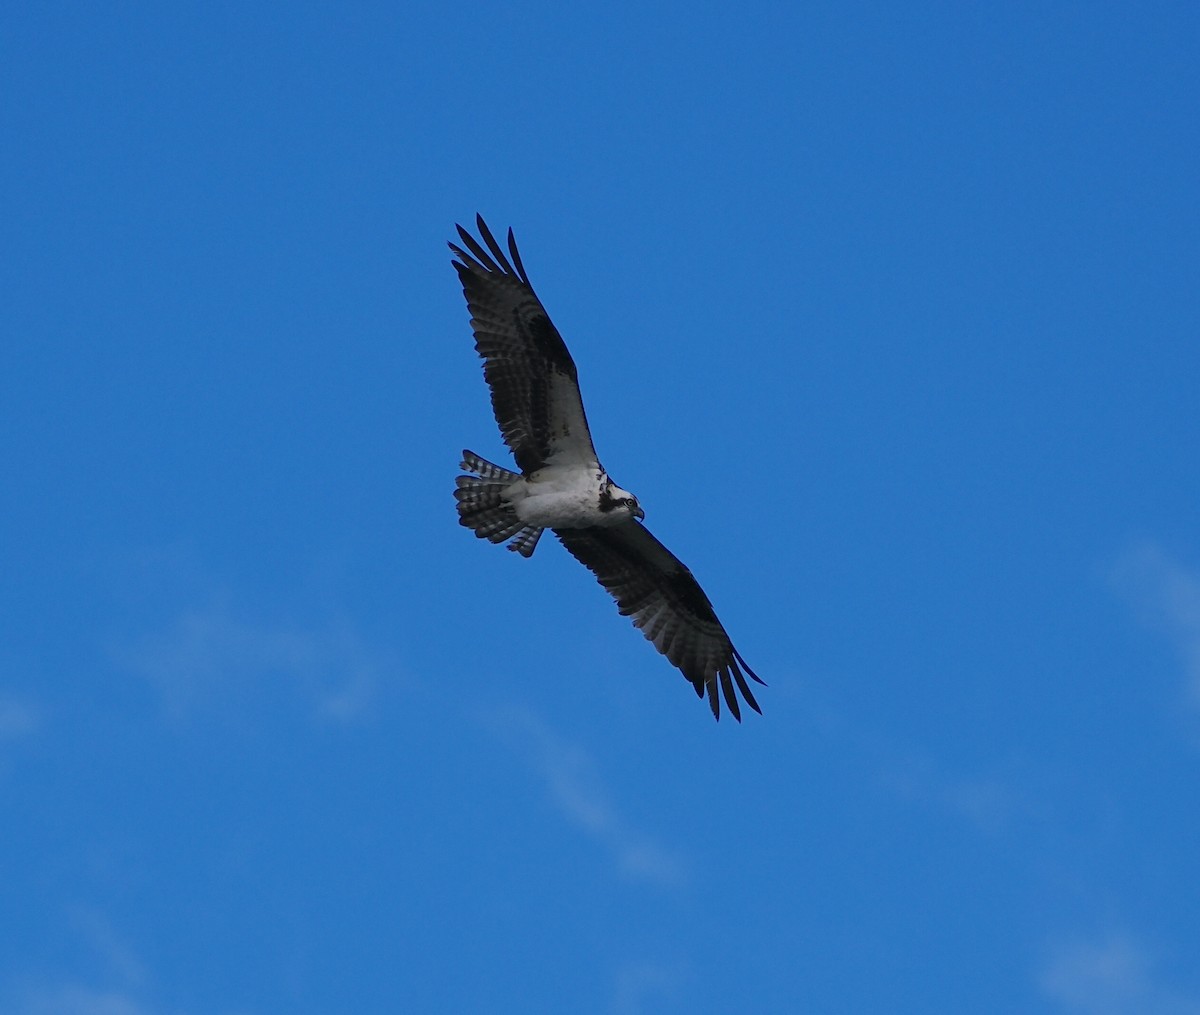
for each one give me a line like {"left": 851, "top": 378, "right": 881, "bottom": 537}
{"left": 451, "top": 216, "right": 765, "bottom": 721}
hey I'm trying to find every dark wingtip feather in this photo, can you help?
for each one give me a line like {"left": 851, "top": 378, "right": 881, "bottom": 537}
{"left": 453, "top": 221, "right": 500, "bottom": 274}
{"left": 454, "top": 222, "right": 476, "bottom": 250}
{"left": 706, "top": 680, "right": 720, "bottom": 720}
{"left": 729, "top": 657, "right": 764, "bottom": 715}
{"left": 733, "top": 649, "right": 767, "bottom": 687}
{"left": 735, "top": 671, "right": 763, "bottom": 715}
{"left": 507, "top": 227, "right": 530, "bottom": 285}
{"left": 474, "top": 215, "right": 518, "bottom": 277}
{"left": 720, "top": 671, "right": 742, "bottom": 722}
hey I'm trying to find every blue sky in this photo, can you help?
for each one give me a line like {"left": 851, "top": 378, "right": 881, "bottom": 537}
{"left": 3, "top": 2, "right": 1199, "bottom": 1012}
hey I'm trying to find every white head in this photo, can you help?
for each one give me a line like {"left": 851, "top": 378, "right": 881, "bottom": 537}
{"left": 598, "top": 478, "right": 644, "bottom": 522}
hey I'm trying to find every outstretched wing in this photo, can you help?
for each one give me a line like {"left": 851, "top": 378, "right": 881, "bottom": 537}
{"left": 555, "top": 523, "right": 766, "bottom": 721}
{"left": 450, "top": 215, "right": 600, "bottom": 475}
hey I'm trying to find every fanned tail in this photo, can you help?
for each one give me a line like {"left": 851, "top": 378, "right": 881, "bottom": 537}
{"left": 454, "top": 450, "right": 544, "bottom": 558}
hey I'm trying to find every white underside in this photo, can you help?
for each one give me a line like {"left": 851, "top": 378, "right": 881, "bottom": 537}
{"left": 503, "top": 465, "right": 632, "bottom": 529}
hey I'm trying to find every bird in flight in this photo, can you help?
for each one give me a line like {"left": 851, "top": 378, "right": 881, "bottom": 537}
{"left": 451, "top": 215, "right": 765, "bottom": 720}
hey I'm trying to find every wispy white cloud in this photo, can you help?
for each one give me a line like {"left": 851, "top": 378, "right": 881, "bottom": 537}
{"left": 12, "top": 985, "right": 153, "bottom": 1015}
{"left": 11, "top": 985, "right": 252, "bottom": 1015}
{"left": 114, "top": 602, "right": 382, "bottom": 723}
{"left": 489, "top": 706, "right": 687, "bottom": 887}
{"left": 1112, "top": 542, "right": 1200, "bottom": 712}
{"left": 1039, "top": 932, "right": 1200, "bottom": 1015}
{"left": 5, "top": 908, "right": 249, "bottom": 1015}
{"left": 880, "top": 752, "right": 1021, "bottom": 835}
{"left": 612, "top": 959, "right": 685, "bottom": 1015}
{"left": 807, "top": 688, "right": 1023, "bottom": 835}
{"left": 0, "top": 694, "right": 40, "bottom": 741}
{"left": 66, "top": 908, "right": 147, "bottom": 990}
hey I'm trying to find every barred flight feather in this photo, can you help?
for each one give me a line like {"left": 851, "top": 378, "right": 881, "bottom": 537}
{"left": 450, "top": 216, "right": 599, "bottom": 474}
{"left": 554, "top": 524, "right": 765, "bottom": 721}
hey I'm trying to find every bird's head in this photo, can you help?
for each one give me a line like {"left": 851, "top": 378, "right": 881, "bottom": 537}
{"left": 599, "top": 479, "right": 645, "bottom": 522}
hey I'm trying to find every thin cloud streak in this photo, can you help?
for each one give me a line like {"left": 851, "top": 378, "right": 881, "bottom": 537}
{"left": 114, "top": 602, "right": 381, "bottom": 723}
{"left": 4, "top": 907, "right": 250, "bottom": 1015}
{"left": 0, "top": 694, "right": 40, "bottom": 740}
{"left": 1039, "top": 932, "right": 1200, "bottom": 1015}
{"left": 12, "top": 986, "right": 149, "bottom": 1015}
{"left": 612, "top": 960, "right": 686, "bottom": 1015}
{"left": 880, "top": 753, "right": 1022, "bottom": 836}
{"left": 1112, "top": 542, "right": 1200, "bottom": 712}
{"left": 9, "top": 982, "right": 234, "bottom": 1015}
{"left": 806, "top": 681, "right": 1024, "bottom": 835}
{"left": 489, "top": 706, "right": 688, "bottom": 888}
{"left": 66, "top": 908, "right": 147, "bottom": 990}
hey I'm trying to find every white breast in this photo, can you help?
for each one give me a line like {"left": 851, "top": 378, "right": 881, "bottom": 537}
{"left": 504, "top": 467, "right": 609, "bottom": 529}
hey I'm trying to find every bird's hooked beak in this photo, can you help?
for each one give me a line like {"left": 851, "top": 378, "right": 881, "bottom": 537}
{"left": 633, "top": 504, "right": 645, "bottom": 521}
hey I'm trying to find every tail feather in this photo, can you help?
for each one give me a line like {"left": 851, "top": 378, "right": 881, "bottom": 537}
{"left": 455, "top": 450, "right": 543, "bottom": 558}
{"left": 460, "top": 450, "right": 521, "bottom": 482}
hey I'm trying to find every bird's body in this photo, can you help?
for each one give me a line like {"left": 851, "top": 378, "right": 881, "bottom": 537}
{"left": 450, "top": 216, "right": 765, "bottom": 720}
{"left": 505, "top": 467, "right": 640, "bottom": 531}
